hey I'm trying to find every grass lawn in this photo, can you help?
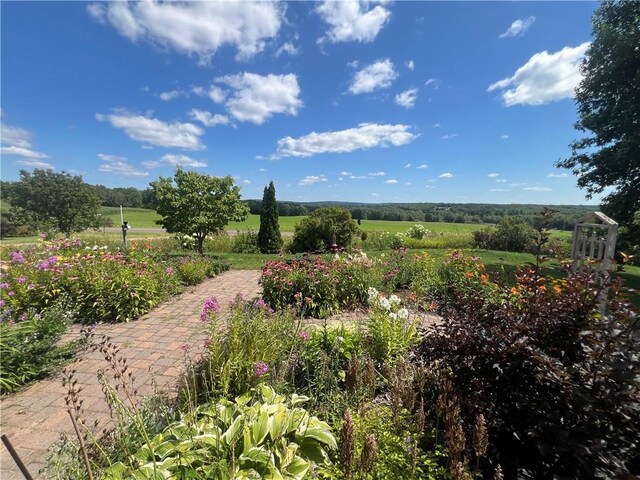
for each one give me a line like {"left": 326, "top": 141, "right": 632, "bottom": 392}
{"left": 101, "top": 206, "right": 163, "bottom": 228}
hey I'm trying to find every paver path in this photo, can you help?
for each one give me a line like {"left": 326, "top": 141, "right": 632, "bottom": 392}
{"left": 0, "top": 269, "right": 262, "bottom": 480}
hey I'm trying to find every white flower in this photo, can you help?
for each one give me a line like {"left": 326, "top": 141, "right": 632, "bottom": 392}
{"left": 398, "top": 308, "right": 409, "bottom": 320}
{"left": 389, "top": 312, "right": 398, "bottom": 320}
{"left": 380, "top": 298, "right": 391, "bottom": 311}
{"left": 367, "top": 287, "right": 379, "bottom": 301}
{"left": 92, "top": 245, "right": 98, "bottom": 251}
{"left": 389, "top": 294, "right": 401, "bottom": 306}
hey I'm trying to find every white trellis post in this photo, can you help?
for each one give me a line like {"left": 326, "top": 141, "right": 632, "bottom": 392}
{"left": 571, "top": 211, "right": 618, "bottom": 313}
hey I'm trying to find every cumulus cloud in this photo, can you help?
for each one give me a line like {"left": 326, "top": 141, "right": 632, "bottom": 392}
{"left": 188, "top": 109, "right": 230, "bottom": 127}
{"left": 159, "top": 90, "right": 185, "bottom": 101}
{"left": 487, "top": 173, "right": 500, "bottom": 178}
{"left": 404, "top": 163, "right": 411, "bottom": 168}
{"left": 349, "top": 59, "right": 397, "bottom": 94}
{"left": 215, "top": 72, "right": 302, "bottom": 124}
{"left": 496, "top": 179, "right": 507, "bottom": 183}
{"left": 417, "top": 164, "right": 428, "bottom": 169}
{"left": 96, "top": 112, "right": 205, "bottom": 150}
{"left": 340, "top": 171, "right": 353, "bottom": 176}
{"left": 406, "top": 60, "right": 415, "bottom": 71}
{"left": 369, "top": 171, "right": 385, "bottom": 176}
{"left": 87, "top": 1, "right": 284, "bottom": 63}
{"left": 143, "top": 153, "right": 207, "bottom": 169}
{"left": 316, "top": 0, "right": 391, "bottom": 44}
{"left": 385, "top": 179, "right": 398, "bottom": 184}
{"left": 270, "top": 123, "right": 416, "bottom": 159}
{"left": 548, "top": 172, "right": 569, "bottom": 178}
{"left": 501, "top": 134, "right": 509, "bottom": 139}
{"left": 99, "top": 161, "right": 149, "bottom": 177}
{"left": 275, "top": 42, "right": 299, "bottom": 57}
{"left": 524, "top": 186, "right": 552, "bottom": 192}
{"left": 97, "top": 153, "right": 127, "bottom": 162}
{"left": 489, "top": 188, "right": 508, "bottom": 192}
{"left": 299, "top": 175, "right": 327, "bottom": 186}
{"left": 488, "top": 43, "right": 590, "bottom": 106}
{"left": 438, "top": 172, "right": 454, "bottom": 178}
{"left": 499, "top": 16, "right": 535, "bottom": 38}
{"left": 395, "top": 88, "right": 418, "bottom": 108}
{"left": 441, "top": 134, "right": 457, "bottom": 140}
{"left": 15, "top": 160, "right": 53, "bottom": 169}
{"left": 0, "top": 120, "right": 49, "bottom": 160}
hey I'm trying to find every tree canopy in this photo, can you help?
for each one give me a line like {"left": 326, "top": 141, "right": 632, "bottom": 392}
{"left": 291, "top": 207, "right": 359, "bottom": 253}
{"left": 10, "top": 169, "right": 101, "bottom": 236}
{"left": 557, "top": 1, "right": 640, "bottom": 232}
{"left": 151, "top": 169, "right": 248, "bottom": 255}
{"left": 258, "top": 181, "right": 283, "bottom": 254}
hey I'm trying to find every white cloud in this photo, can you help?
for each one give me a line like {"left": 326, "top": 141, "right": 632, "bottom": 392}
{"left": 404, "top": 163, "right": 411, "bottom": 168}
{"left": 369, "top": 171, "right": 386, "bottom": 176}
{"left": 406, "top": 60, "right": 415, "bottom": 71}
{"left": 548, "top": 172, "right": 569, "bottom": 178}
{"left": 488, "top": 43, "right": 590, "bottom": 106}
{"left": 259, "top": 168, "right": 267, "bottom": 172}
{"left": 385, "top": 179, "right": 398, "bottom": 184}
{"left": 270, "top": 123, "right": 416, "bottom": 159}
{"left": 405, "top": 182, "right": 412, "bottom": 186}
{"left": 509, "top": 183, "right": 527, "bottom": 187}
{"left": 316, "top": 0, "right": 391, "bottom": 44}
{"left": 275, "top": 42, "right": 299, "bottom": 57}
{"left": 0, "top": 120, "right": 49, "bottom": 160}
{"left": 15, "top": 160, "right": 54, "bottom": 169}
{"left": 99, "top": 160, "right": 148, "bottom": 177}
{"left": 371, "top": 192, "right": 379, "bottom": 197}
{"left": 432, "top": 123, "right": 441, "bottom": 128}
{"left": 489, "top": 188, "right": 508, "bottom": 192}
{"left": 395, "top": 88, "right": 418, "bottom": 108}
{"left": 487, "top": 173, "right": 500, "bottom": 178}
{"left": 0, "top": 146, "right": 49, "bottom": 159}
{"left": 96, "top": 112, "right": 204, "bottom": 150}
{"left": 242, "top": 179, "right": 251, "bottom": 185}
{"left": 524, "top": 186, "right": 552, "bottom": 192}
{"left": 438, "top": 172, "right": 454, "bottom": 178}
{"left": 349, "top": 175, "right": 370, "bottom": 180}
{"left": 188, "top": 109, "right": 230, "bottom": 127}
{"left": 417, "top": 164, "right": 428, "bottom": 169}
{"left": 500, "top": 134, "right": 509, "bottom": 140}
{"left": 97, "top": 153, "right": 127, "bottom": 162}
{"left": 349, "top": 59, "right": 397, "bottom": 94}
{"left": 143, "top": 153, "right": 207, "bottom": 169}
{"left": 496, "top": 179, "right": 507, "bottom": 183}
{"left": 215, "top": 72, "right": 302, "bottom": 124}
{"left": 87, "top": 1, "right": 284, "bottom": 63}
{"left": 299, "top": 175, "right": 327, "bottom": 186}
{"left": 425, "top": 78, "right": 439, "bottom": 89}
{"left": 340, "top": 171, "right": 353, "bottom": 176}
{"left": 499, "top": 16, "right": 535, "bottom": 38}
{"left": 159, "top": 90, "right": 185, "bottom": 101}
{"left": 208, "top": 86, "right": 228, "bottom": 104}
{"left": 441, "top": 134, "right": 458, "bottom": 140}
{"left": 1, "top": 123, "right": 32, "bottom": 148}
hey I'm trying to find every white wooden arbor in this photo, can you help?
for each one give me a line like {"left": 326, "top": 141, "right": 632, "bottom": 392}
{"left": 571, "top": 211, "right": 618, "bottom": 278}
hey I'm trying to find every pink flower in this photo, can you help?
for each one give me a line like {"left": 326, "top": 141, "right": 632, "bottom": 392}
{"left": 253, "top": 361, "right": 269, "bottom": 378}
{"left": 298, "top": 331, "right": 310, "bottom": 341}
{"left": 200, "top": 297, "right": 219, "bottom": 321}
{"left": 165, "top": 267, "right": 174, "bottom": 275}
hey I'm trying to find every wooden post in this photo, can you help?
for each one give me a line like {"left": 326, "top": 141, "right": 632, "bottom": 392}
{"left": 1, "top": 434, "right": 34, "bottom": 480}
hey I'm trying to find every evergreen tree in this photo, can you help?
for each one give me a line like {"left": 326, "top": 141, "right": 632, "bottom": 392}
{"left": 258, "top": 181, "right": 283, "bottom": 253}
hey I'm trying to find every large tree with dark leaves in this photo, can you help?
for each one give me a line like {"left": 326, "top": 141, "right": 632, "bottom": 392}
{"left": 557, "top": 1, "right": 640, "bottom": 243}
{"left": 11, "top": 169, "right": 101, "bottom": 236}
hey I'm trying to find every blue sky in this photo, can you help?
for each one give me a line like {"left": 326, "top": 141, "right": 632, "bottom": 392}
{"left": 1, "top": 1, "right": 600, "bottom": 204}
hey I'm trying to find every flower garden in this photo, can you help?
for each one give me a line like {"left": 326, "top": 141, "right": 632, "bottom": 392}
{"left": 1, "top": 225, "right": 639, "bottom": 479}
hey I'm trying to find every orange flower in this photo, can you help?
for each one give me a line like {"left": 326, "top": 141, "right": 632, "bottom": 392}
{"left": 538, "top": 285, "right": 547, "bottom": 293}
{"left": 510, "top": 287, "right": 518, "bottom": 295}
{"left": 481, "top": 274, "right": 488, "bottom": 285}
{"left": 465, "top": 271, "right": 475, "bottom": 278}
{"left": 553, "top": 285, "right": 562, "bottom": 294}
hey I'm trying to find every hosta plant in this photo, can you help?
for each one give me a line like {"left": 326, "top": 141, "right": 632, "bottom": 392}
{"left": 103, "top": 385, "right": 337, "bottom": 480}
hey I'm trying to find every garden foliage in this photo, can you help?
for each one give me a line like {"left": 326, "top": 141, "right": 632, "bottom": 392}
{"left": 291, "top": 207, "right": 359, "bottom": 253}
{"left": 472, "top": 216, "right": 536, "bottom": 253}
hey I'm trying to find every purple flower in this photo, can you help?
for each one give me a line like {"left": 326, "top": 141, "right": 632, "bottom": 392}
{"left": 27, "top": 284, "right": 35, "bottom": 290}
{"left": 19, "top": 313, "right": 28, "bottom": 321}
{"left": 9, "top": 251, "right": 25, "bottom": 263}
{"left": 17, "top": 277, "right": 26, "bottom": 284}
{"left": 0, "top": 300, "right": 5, "bottom": 307}
{"left": 165, "top": 267, "right": 174, "bottom": 275}
{"left": 40, "top": 233, "right": 47, "bottom": 239}
{"left": 0, "top": 282, "right": 8, "bottom": 289}
{"left": 253, "top": 361, "right": 269, "bottom": 378}
{"left": 8, "top": 291, "right": 15, "bottom": 297}
{"left": 200, "top": 297, "right": 220, "bottom": 321}
{"left": 298, "top": 331, "right": 311, "bottom": 341}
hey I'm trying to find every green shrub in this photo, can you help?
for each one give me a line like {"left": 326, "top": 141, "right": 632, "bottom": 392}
{"left": 291, "top": 207, "right": 359, "bottom": 253}
{"left": 0, "top": 298, "right": 77, "bottom": 393}
{"left": 104, "top": 385, "right": 337, "bottom": 480}
{"left": 472, "top": 216, "right": 536, "bottom": 253}
{"left": 258, "top": 181, "right": 283, "bottom": 254}
{"left": 405, "top": 224, "right": 430, "bottom": 240}
{"left": 232, "top": 230, "right": 260, "bottom": 254}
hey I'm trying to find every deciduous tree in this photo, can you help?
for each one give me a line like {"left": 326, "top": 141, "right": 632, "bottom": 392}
{"left": 151, "top": 169, "right": 248, "bottom": 255}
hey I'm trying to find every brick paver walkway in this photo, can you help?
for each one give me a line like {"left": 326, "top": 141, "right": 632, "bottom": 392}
{"left": 0, "top": 269, "right": 262, "bottom": 480}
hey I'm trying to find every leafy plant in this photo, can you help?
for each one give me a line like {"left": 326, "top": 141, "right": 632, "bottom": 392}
{"left": 291, "top": 207, "right": 359, "bottom": 253}
{"left": 233, "top": 230, "right": 261, "bottom": 254}
{"left": 472, "top": 216, "right": 537, "bottom": 253}
{"left": 104, "top": 385, "right": 337, "bottom": 480}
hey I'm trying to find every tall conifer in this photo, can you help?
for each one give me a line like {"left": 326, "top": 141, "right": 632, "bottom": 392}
{"left": 258, "top": 181, "right": 283, "bottom": 253}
